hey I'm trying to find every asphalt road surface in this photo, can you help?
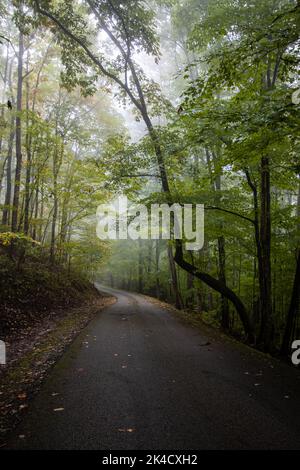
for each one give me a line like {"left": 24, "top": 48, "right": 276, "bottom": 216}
{"left": 6, "top": 286, "right": 300, "bottom": 450}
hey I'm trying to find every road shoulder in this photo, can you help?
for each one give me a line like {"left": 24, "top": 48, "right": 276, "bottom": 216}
{"left": 0, "top": 293, "right": 115, "bottom": 448}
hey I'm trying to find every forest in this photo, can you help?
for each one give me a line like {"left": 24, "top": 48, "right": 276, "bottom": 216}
{"left": 0, "top": 0, "right": 299, "bottom": 361}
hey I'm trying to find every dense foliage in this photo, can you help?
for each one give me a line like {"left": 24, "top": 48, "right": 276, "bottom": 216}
{"left": 0, "top": 0, "right": 299, "bottom": 355}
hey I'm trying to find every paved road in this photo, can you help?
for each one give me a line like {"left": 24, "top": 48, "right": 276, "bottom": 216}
{"left": 6, "top": 286, "right": 300, "bottom": 450}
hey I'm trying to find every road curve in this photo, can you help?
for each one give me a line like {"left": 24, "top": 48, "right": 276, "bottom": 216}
{"left": 6, "top": 286, "right": 300, "bottom": 450}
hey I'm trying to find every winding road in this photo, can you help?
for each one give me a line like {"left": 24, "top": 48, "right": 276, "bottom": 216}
{"left": 7, "top": 286, "right": 300, "bottom": 450}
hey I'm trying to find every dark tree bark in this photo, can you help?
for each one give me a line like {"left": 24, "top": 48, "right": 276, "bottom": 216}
{"left": 258, "top": 156, "right": 273, "bottom": 350}
{"left": 174, "top": 241, "right": 255, "bottom": 343}
{"left": 244, "top": 168, "right": 263, "bottom": 323}
{"left": 168, "top": 244, "right": 183, "bottom": 310}
{"left": 218, "top": 235, "right": 230, "bottom": 329}
{"left": 280, "top": 249, "right": 300, "bottom": 356}
{"left": 281, "top": 181, "right": 300, "bottom": 356}
{"left": 210, "top": 149, "right": 230, "bottom": 329}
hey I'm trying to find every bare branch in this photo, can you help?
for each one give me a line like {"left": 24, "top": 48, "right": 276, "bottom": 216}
{"left": 205, "top": 205, "right": 255, "bottom": 225}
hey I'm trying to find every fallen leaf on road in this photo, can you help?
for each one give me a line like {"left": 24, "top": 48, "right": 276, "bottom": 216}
{"left": 53, "top": 408, "right": 64, "bottom": 412}
{"left": 19, "top": 404, "right": 28, "bottom": 410}
{"left": 18, "top": 435, "right": 25, "bottom": 439}
{"left": 17, "top": 393, "right": 27, "bottom": 400}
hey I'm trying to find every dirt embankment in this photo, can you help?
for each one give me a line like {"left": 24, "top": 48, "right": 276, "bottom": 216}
{"left": 0, "top": 270, "right": 115, "bottom": 447}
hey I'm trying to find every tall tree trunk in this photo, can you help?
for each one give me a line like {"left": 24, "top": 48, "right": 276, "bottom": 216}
{"left": 0, "top": 45, "right": 9, "bottom": 200}
{"left": 2, "top": 57, "right": 15, "bottom": 227}
{"left": 258, "top": 156, "right": 273, "bottom": 350}
{"left": 50, "top": 95, "right": 63, "bottom": 262}
{"left": 11, "top": 29, "right": 24, "bottom": 232}
{"left": 218, "top": 235, "right": 230, "bottom": 329}
{"left": 138, "top": 238, "right": 143, "bottom": 293}
{"left": 0, "top": 45, "right": 9, "bottom": 156}
{"left": 210, "top": 149, "right": 229, "bottom": 329}
{"left": 24, "top": 49, "right": 32, "bottom": 234}
{"left": 38, "top": 185, "right": 44, "bottom": 241}
{"left": 155, "top": 239, "right": 160, "bottom": 299}
{"left": 2, "top": 114, "right": 15, "bottom": 227}
{"left": 32, "top": 185, "right": 39, "bottom": 240}
{"left": 280, "top": 250, "right": 300, "bottom": 356}
{"left": 26, "top": 41, "right": 52, "bottom": 235}
{"left": 254, "top": 55, "right": 282, "bottom": 350}
{"left": 281, "top": 180, "right": 300, "bottom": 356}
{"left": 50, "top": 181, "right": 58, "bottom": 263}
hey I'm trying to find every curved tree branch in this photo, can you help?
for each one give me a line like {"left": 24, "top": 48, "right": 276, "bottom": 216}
{"left": 34, "top": 0, "right": 143, "bottom": 113}
{"left": 174, "top": 240, "right": 255, "bottom": 343}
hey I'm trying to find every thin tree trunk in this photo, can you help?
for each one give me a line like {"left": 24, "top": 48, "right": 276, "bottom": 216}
{"left": 211, "top": 149, "right": 229, "bottom": 329}
{"left": 258, "top": 156, "right": 273, "bottom": 350}
{"left": 138, "top": 238, "right": 143, "bottom": 293}
{"left": 168, "top": 244, "right": 183, "bottom": 309}
{"left": 205, "top": 148, "right": 229, "bottom": 328}
{"left": 155, "top": 239, "right": 160, "bottom": 299}
{"left": 0, "top": 45, "right": 9, "bottom": 200}
{"left": 24, "top": 48, "right": 32, "bottom": 234}
{"left": 11, "top": 28, "right": 24, "bottom": 232}
{"left": 0, "top": 44, "right": 9, "bottom": 156}
{"left": 2, "top": 114, "right": 15, "bottom": 227}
